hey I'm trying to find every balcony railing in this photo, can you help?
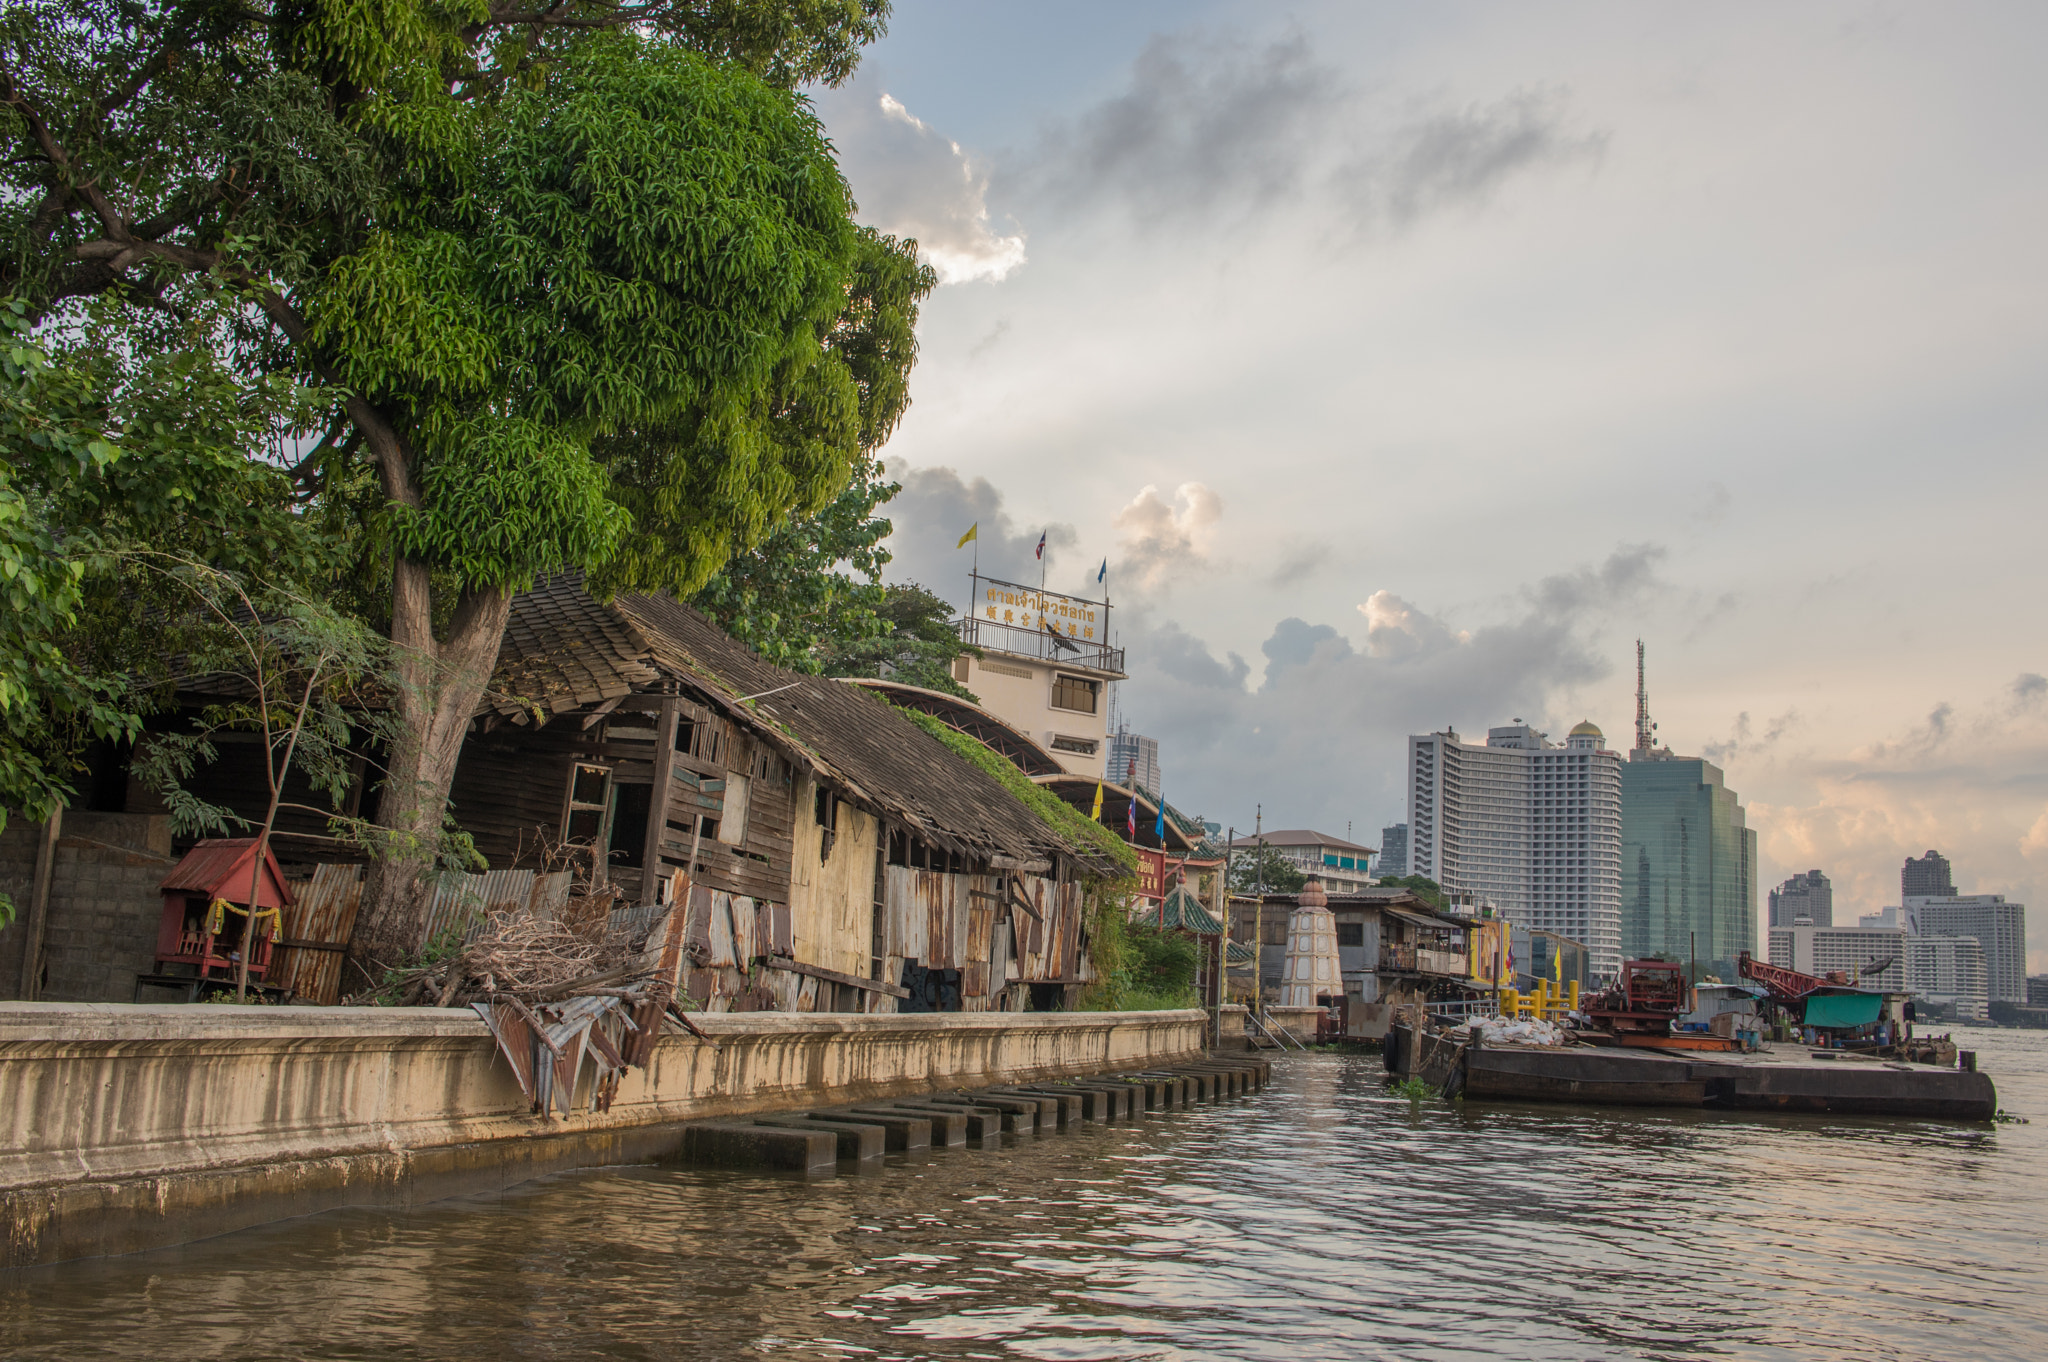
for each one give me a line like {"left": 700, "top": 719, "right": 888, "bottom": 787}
{"left": 1380, "top": 943, "right": 1470, "bottom": 977}
{"left": 956, "top": 615, "right": 1126, "bottom": 676}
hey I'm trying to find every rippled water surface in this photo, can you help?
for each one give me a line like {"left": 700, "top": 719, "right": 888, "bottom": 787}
{"left": 6, "top": 1026, "right": 2046, "bottom": 1360}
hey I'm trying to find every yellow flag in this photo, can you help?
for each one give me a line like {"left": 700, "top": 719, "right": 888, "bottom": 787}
{"left": 1090, "top": 781, "right": 1104, "bottom": 820}
{"left": 1553, "top": 944, "right": 1562, "bottom": 981}
{"left": 956, "top": 522, "right": 979, "bottom": 548}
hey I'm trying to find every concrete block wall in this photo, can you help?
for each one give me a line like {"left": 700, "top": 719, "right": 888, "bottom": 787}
{"left": 0, "top": 814, "right": 173, "bottom": 1003}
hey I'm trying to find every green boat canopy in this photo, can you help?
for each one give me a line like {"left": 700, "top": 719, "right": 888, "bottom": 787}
{"left": 1802, "top": 991, "right": 1882, "bottom": 1029}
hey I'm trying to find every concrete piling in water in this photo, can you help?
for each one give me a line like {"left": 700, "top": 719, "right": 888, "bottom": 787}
{"left": 680, "top": 1123, "right": 838, "bottom": 1173}
{"left": 753, "top": 1116, "right": 887, "bottom": 1161}
{"left": 1049, "top": 1082, "right": 1133, "bottom": 1118}
{"left": 894, "top": 1100, "right": 1012, "bottom": 1140}
{"left": 674, "top": 1053, "right": 1274, "bottom": 1175}
{"left": 926, "top": 1093, "right": 1039, "bottom": 1134}
{"left": 807, "top": 1110, "right": 932, "bottom": 1152}
{"left": 991, "top": 1087, "right": 1084, "bottom": 1129}
{"left": 848, "top": 1105, "right": 963, "bottom": 1147}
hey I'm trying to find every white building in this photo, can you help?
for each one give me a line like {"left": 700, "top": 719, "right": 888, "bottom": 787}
{"left": 1905, "top": 934, "right": 1990, "bottom": 1021}
{"left": 1905, "top": 895, "right": 2026, "bottom": 1004}
{"left": 1407, "top": 720, "right": 1623, "bottom": 977}
{"left": 1228, "top": 829, "right": 1377, "bottom": 895}
{"left": 951, "top": 575, "right": 1124, "bottom": 780}
{"left": 1766, "top": 923, "right": 1908, "bottom": 992}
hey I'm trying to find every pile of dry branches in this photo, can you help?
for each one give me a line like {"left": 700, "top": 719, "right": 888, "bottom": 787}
{"left": 390, "top": 909, "right": 642, "bottom": 1008}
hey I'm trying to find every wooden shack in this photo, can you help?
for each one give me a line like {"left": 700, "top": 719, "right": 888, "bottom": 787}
{"left": 448, "top": 576, "right": 1128, "bottom": 1014}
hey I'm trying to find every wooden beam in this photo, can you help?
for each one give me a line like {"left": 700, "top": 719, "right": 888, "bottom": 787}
{"left": 18, "top": 808, "right": 61, "bottom": 999}
{"left": 580, "top": 695, "right": 626, "bottom": 730}
{"left": 758, "top": 955, "right": 911, "bottom": 999}
{"left": 640, "top": 697, "right": 681, "bottom": 904}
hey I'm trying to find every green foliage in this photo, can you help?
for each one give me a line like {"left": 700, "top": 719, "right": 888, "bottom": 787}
{"left": 1376, "top": 873, "right": 1447, "bottom": 909}
{"left": 891, "top": 704, "right": 1136, "bottom": 874}
{"left": 1390, "top": 1077, "right": 1434, "bottom": 1102}
{"left": 692, "top": 453, "right": 896, "bottom": 670}
{"left": 395, "top": 416, "right": 629, "bottom": 593}
{"left": 1075, "top": 903, "right": 1199, "bottom": 1012}
{"left": 1124, "top": 917, "right": 1200, "bottom": 1006}
{"left": 0, "top": 298, "right": 327, "bottom": 923}
{"left": 1229, "top": 844, "right": 1307, "bottom": 895}
{"left": 824, "top": 581, "right": 977, "bottom": 698}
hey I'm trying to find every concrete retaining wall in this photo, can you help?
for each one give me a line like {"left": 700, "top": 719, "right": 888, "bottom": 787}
{"left": 0, "top": 1002, "right": 1205, "bottom": 1268}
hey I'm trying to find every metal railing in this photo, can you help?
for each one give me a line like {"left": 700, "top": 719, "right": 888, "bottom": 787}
{"left": 956, "top": 615, "right": 1125, "bottom": 675}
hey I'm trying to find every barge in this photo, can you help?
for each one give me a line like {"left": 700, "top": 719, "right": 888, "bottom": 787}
{"left": 1386, "top": 1022, "right": 1998, "bottom": 1120}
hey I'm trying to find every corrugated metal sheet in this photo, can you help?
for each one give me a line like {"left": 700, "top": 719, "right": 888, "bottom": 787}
{"left": 271, "top": 863, "right": 361, "bottom": 1005}
{"left": 419, "top": 868, "right": 537, "bottom": 946}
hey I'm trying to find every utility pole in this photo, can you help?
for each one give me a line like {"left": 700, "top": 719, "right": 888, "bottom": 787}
{"left": 1253, "top": 805, "right": 1266, "bottom": 1010}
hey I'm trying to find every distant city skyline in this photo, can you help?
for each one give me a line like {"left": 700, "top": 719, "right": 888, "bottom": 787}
{"left": 840, "top": 2, "right": 2048, "bottom": 973}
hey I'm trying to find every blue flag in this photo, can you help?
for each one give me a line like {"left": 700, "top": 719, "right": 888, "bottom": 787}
{"left": 1097, "top": 558, "right": 1107, "bottom": 584}
{"left": 1155, "top": 797, "right": 1165, "bottom": 842}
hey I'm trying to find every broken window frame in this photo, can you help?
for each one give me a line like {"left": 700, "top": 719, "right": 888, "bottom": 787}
{"left": 562, "top": 762, "right": 615, "bottom": 847}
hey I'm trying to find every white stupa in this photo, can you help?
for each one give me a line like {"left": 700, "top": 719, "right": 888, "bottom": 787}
{"left": 1280, "top": 877, "right": 1341, "bottom": 1008}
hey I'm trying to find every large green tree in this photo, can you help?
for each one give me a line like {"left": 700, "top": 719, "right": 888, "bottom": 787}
{"left": 1, "top": 1, "right": 916, "bottom": 959}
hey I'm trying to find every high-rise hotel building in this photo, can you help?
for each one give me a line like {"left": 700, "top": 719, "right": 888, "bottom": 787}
{"left": 1407, "top": 721, "right": 1624, "bottom": 977}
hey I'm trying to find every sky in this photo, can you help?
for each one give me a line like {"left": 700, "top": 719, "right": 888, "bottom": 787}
{"left": 811, "top": 1, "right": 2048, "bottom": 968}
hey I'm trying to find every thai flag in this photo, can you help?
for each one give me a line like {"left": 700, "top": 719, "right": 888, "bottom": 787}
{"left": 1035, "top": 530, "right": 1047, "bottom": 560}
{"left": 1127, "top": 796, "right": 1137, "bottom": 839}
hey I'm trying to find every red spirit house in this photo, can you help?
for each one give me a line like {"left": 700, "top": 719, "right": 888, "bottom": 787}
{"left": 150, "top": 838, "right": 294, "bottom": 995}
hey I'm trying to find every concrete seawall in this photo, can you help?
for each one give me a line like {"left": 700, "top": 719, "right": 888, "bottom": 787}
{"left": 0, "top": 1002, "right": 1206, "bottom": 1268}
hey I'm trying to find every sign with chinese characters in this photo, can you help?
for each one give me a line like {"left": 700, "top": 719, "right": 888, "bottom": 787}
{"left": 1135, "top": 847, "right": 1167, "bottom": 901}
{"left": 975, "top": 576, "right": 1107, "bottom": 642}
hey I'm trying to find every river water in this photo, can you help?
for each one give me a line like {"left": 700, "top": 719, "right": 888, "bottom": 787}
{"left": 5, "top": 1025, "right": 2045, "bottom": 1361}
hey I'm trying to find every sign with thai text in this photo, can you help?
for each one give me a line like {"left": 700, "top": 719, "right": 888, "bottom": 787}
{"left": 975, "top": 577, "right": 1107, "bottom": 642}
{"left": 1135, "top": 847, "right": 1166, "bottom": 901}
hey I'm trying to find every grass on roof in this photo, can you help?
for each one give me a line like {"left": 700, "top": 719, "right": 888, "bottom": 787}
{"left": 891, "top": 705, "right": 1137, "bottom": 874}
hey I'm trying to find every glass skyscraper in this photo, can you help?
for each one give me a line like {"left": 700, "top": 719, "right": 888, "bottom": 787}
{"left": 1620, "top": 754, "right": 1757, "bottom": 978}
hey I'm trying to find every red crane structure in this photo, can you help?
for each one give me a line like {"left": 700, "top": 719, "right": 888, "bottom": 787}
{"left": 1737, "top": 951, "right": 1898, "bottom": 1008}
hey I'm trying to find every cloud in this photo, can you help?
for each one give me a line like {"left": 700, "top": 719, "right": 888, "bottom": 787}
{"left": 1114, "top": 543, "right": 1658, "bottom": 827}
{"left": 1112, "top": 482, "right": 1223, "bottom": 592}
{"left": 1267, "top": 542, "right": 1333, "bottom": 588}
{"left": 1012, "top": 33, "right": 1602, "bottom": 238}
{"left": 1701, "top": 709, "right": 1801, "bottom": 764}
{"left": 1261, "top": 618, "right": 1354, "bottom": 682}
{"left": 1339, "top": 88, "right": 1607, "bottom": 229}
{"left": 825, "top": 87, "right": 1027, "bottom": 284}
{"left": 878, "top": 464, "right": 1076, "bottom": 590}
{"left": 1026, "top": 33, "right": 1339, "bottom": 224}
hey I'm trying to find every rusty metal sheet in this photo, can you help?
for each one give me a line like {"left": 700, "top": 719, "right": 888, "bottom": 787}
{"left": 885, "top": 866, "right": 928, "bottom": 961}
{"left": 961, "top": 961, "right": 989, "bottom": 998}
{"left": 964, "top": 875, "right": 994, "bottom": 966}
{"left": 271, "top": 863, "right": 362, "bottom": 1005}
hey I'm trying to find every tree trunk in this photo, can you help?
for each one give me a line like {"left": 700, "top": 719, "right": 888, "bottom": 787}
{"left": 348, "top": 558, "right": 512, "bottom": 991}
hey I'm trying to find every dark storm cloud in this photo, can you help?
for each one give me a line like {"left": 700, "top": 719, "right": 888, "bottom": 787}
{"left": 1008, "top": 34, "right": 1603, "bottom": 237}
{"left": 879, "top": 464, "right": 1079, "bottom": 593}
